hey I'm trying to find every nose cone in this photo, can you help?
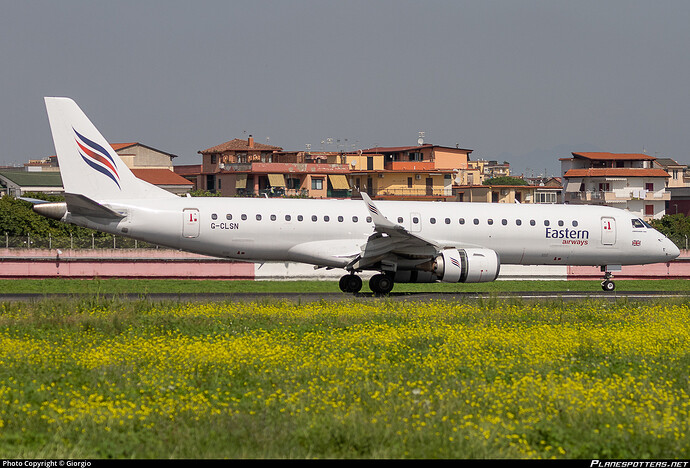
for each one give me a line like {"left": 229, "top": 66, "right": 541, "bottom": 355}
{"left": 664, "top": 237, "right": 681, "bottom": 260}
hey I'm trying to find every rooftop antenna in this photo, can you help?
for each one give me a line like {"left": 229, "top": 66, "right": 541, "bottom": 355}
{"left": 418, "top": 131, "right": 425, "bottom": 145}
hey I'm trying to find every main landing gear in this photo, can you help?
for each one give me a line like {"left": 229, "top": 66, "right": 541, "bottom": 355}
{"left": 339, "top": 273, "right": 362, "bottom": 293}
{"left": 338, "top": 272, "right": 395, "bottom": 295}
{"left": 369, "top": 273, "right": 394, "bottom": 295}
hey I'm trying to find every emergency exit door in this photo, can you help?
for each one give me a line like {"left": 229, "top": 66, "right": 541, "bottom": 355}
{"left": 601, "top": 217, "right": 616, "bottom": 246}
{"left": 183, "top": 208, "right": 200, "bottom": 238}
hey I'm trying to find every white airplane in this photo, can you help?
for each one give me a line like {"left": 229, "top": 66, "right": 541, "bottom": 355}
{"left": 31, "top": 97, "right": 680, "bottom": 293}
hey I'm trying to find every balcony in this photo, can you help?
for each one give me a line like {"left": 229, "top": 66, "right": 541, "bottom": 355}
{"left": 565, "top": 190, "right": 671, "bottom": 203}
{"left": 383, "top": 161, "right": 436, "bottom": 171}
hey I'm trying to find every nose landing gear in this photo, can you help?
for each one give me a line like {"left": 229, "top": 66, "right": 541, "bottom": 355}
{"left": 601, "top": 270, "right": 615, "bottom": 292}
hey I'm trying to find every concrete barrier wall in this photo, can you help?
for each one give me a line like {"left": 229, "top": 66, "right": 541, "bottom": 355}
{"left": 0, "top": 249, "right": 688, "bottom": 281}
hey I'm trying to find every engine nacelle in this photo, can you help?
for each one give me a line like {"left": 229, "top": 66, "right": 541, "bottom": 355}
{"left": 436, "top": 248, "right": 500, "bottom": 283}
{"left": 392, "top": 248, "right": 500, "bottom": 284}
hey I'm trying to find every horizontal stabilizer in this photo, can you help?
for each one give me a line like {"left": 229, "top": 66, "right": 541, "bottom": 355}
{"left": 64, "top": 193, "right": 125, "bottom": 219}
{"left": 18, "top": 197, "right": 52, "bottom": 205}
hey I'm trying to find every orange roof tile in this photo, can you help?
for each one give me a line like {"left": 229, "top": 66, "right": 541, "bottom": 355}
{"left": 200, "top": 139, "right": 282, "bottom": 154}
{"left": 132, "top": 168, "right": 194, "bottom": 185}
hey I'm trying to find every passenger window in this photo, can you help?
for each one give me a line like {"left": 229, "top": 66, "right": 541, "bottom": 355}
{"left": 324, "top": 215, "right": 330, "bottom": 222}
{"left": 352, "top": 216, "right": 358, "bottom": 223}
{"left": 398, "top": 217, "right": 404, "bottom": 223}
{"left": 445, "top": 218, "right": 451, "bottom": 224}
{"left": 558, "top": 220, "right": 564, "bottom": 226}
{"left": 226, "top": 214, "right": 232, "bottom": 220}
{"left": 530, "top": 220, "right": 535, "bottom": 226}
{"left": 516, "top": 219, "right": 522, "bottom": 226}
{"left": 413, "top": 217, "right": 419, "bottom": 224}
{"left": 501, "top": 219, "right": 507, "bottom": 225}
{"left": 256, "top": 214, "right": 262, "bottom": 221}
{"left": 544, "top": 220, "right": 550, "bottom": 227}
{"left": 270, "top": 214, "right": 276, "bottom": 221}
{"left": 572, "top": 220, "right": 578, "bottom": 227}
{"left": 338, "top": 216, "right": 344, "bottom": 222}
{"left": 211, "top": 213, "right": 218, "bottom": 220}
{"left": 241, "top": 214, "right": 247, "bottom": 221}
{"left": 430, "top": 218, "right": 436, "bottom": 224}
{"left": 285, "top": 215, "right": 291, "bottom": 221}
{"left": 473, "top": 219, "right": 479, "bottom": 225}
{"left": 487, "top": 219, "right": 493, "bottom": 225}
{"left": 459, "top": 218, "right": 465, "bottom": 225}
{"left": 366, "top": 216, "right": 372, "bottom": 223}
{"left": 311, "top": 215, "right": 317, "bottom": 222}
{"left": 297, "top": 215, "right": 303, "bottom": 221}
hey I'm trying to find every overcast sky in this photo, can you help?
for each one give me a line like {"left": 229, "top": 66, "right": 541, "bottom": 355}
{"left": 2, "top": 0, "right": 689, "bottom": 177}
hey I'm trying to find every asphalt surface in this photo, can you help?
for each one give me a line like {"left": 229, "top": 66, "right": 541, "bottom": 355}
{"left": 0, "top": 290, "right": 688, "bottom": 303}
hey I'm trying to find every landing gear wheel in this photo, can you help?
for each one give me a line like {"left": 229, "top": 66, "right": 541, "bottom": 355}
{"left": 339, "top": 274, "right": 362, "bottom": 293}
{"left": 369, "top": 273, "right": 394, "bottom": 295}
{"left": 601, "top": 270, "right": 615, "bottom": 292}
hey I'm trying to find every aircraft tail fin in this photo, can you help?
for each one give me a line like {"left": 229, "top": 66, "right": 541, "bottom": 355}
{"left": 44, "top": 97, "right": 176, "bottom": 201}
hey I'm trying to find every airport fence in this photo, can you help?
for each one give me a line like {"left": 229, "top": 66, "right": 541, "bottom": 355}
{"left": 2, "top": 233, "right": 165, "bottom": 250}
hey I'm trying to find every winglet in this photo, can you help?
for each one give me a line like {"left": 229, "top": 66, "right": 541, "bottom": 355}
{"left": 360, "top": 192, "right": 399, "bottom": 230}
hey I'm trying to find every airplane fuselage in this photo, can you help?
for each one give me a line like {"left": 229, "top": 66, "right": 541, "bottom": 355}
{"left": 65, "top": 197, "right": 678, "bottom": 269}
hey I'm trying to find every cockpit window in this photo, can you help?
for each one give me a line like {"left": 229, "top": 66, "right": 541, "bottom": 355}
{"left": 632, "top": 219, "right": 645, "bottom": 229}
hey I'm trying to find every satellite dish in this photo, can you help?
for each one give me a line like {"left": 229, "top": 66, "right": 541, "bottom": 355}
{"left": 418, "top": 138, "right": 424, "bottom": 145}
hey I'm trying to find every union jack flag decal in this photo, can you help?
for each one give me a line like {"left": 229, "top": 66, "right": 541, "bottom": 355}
{"left": 74, "top": 128, "right": 121, "bottom": 189}
{"left": 632, "top": 240, "right": 641, "bottom": 247}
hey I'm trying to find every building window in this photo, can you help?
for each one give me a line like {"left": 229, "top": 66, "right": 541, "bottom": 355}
{"left": 407, "top": 177, "right": 413, "bottom": 188}
{"left": 536, "top": 192, "right": 556, "bottom": 204}
{"left": 645, "top": 205, "right": 654, "bottom": 216}
{"left": 645, "top": 183, "right": 654, "bottom": 192}
{"left": 312, "top": 178, "right": 323, "bottom": 190}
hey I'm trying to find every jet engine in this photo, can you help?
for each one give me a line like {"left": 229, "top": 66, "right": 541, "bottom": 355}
{"left": 394, "top": 248, "right": 500, "bottom": 283}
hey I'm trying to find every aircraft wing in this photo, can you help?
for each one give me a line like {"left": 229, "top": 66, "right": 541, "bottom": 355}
{"left": 350, "top": 193, "right": 440, "bottom": 270}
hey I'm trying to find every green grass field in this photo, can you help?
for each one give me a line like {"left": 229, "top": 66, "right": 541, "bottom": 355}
{"left": 0, "top": 296, "right": 688, "bottom": 458}
{"left": 0, "top": 278, "right": 689, "bottom": 295}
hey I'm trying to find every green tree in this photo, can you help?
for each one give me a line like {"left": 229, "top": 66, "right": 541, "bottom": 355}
{"left": 650, "top": 213, "right": 690, "bottom": 250}
{"left": 0, "top": 194, "right": 106, "bottom": 238}
{"left": 483, "top": 176, "right": 528, "bottom": 186}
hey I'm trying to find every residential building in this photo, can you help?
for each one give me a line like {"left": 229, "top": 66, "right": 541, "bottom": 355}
{"left": 197, "top": 136, "right": 350, "bottom": 198}
{"left": 527, "top": 176, "right": 563, "bottom": 204}
{"left": 479, "top": 160, "right": 511, "bottom": 179}
{"left": 561, "top": 152, "right": 670, "bottom": 220}
{"left": 346, "top": 144, "right": 471, "bottom": 200}
{"left": 654, "top": 158, "right": 688, "bottom": 188}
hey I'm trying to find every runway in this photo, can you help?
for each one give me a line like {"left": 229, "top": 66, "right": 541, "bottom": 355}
{"left": 0, "top": 290, "right": 688, "bottom": 303}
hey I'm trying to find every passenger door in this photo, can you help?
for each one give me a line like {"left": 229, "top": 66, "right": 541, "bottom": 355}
{"left": 183, "top": 208, "right": 200, "bottom": 238}
{"left": 601, "top": 217, "right": 616, "bottom": 246}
